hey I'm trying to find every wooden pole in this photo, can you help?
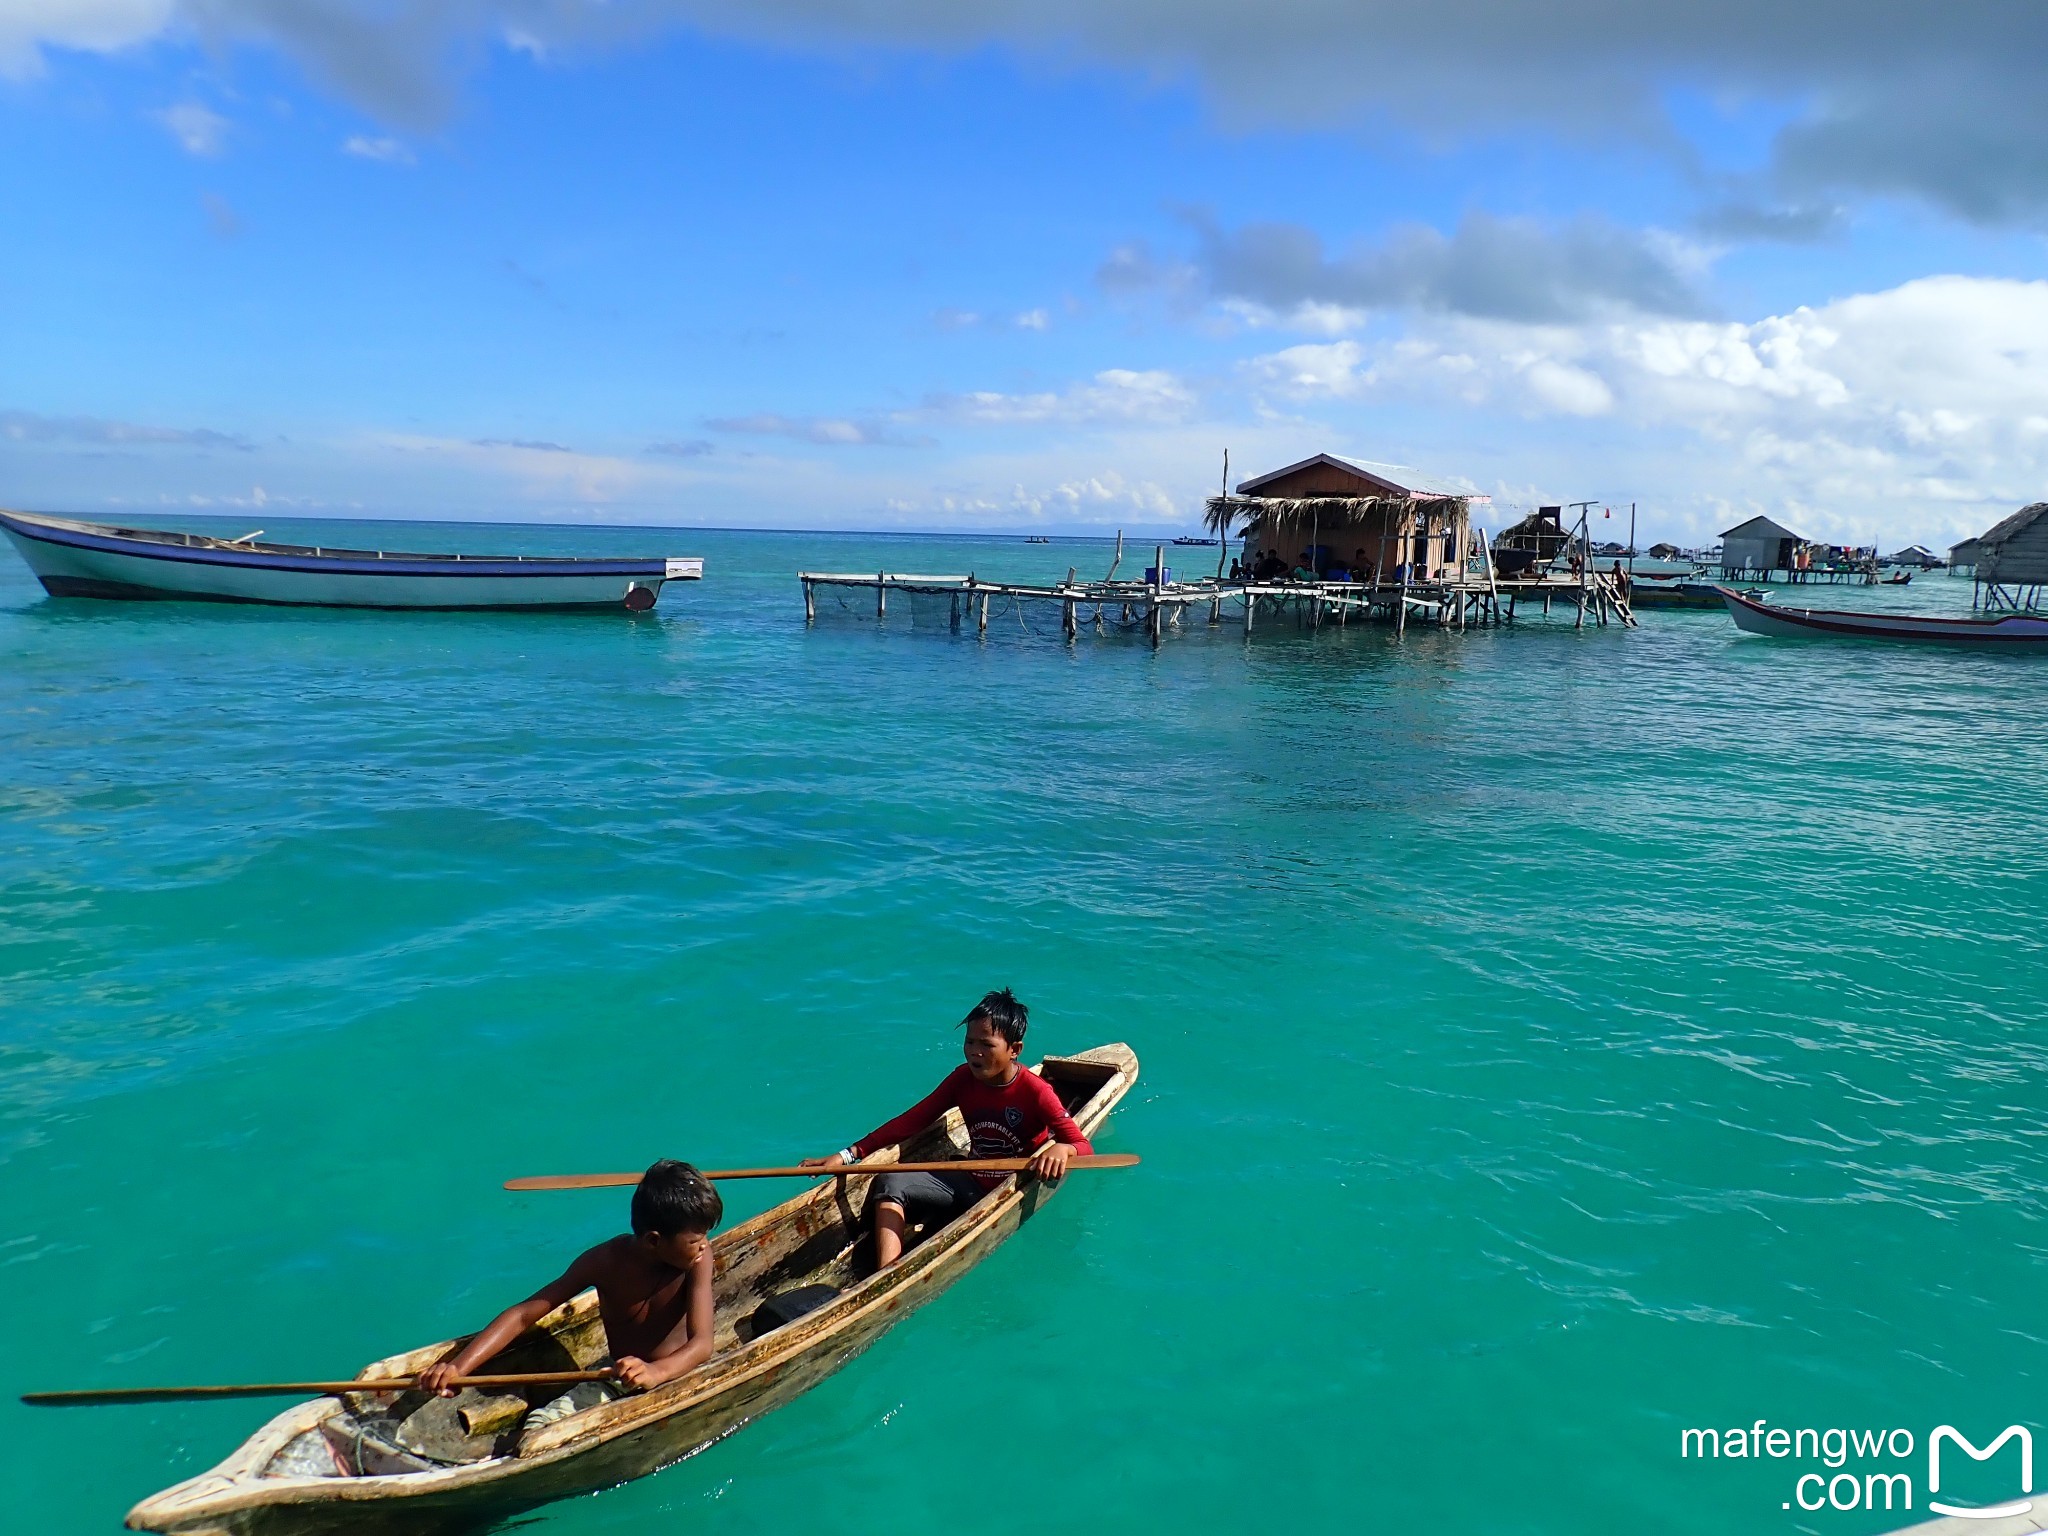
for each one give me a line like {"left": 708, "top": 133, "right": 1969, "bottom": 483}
{"left": 508, "top": 1153, "right": 1143, "bottom": 1192}
{"left": 979, "top": 592, "right": 990, "bottom": 635}
{"left": 803, "top": 580, "right": 815, "bottom": 624}
{"left": 25, "top": 1370, "right": 616, "bottom": 1408}
{"left": 1215, "top": 449, "right": 1231, "bottom": 582}
{"left": 876, "top": 575, "right": 887, "bottom": 620}
{"left": 1243, "top": 590, "right": 1254, "bottom": 637}
{"left": 1150, "top": 545, "right": 1164, "bottom": 647}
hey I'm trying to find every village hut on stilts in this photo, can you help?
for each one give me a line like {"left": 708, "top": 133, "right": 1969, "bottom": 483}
{"left": 1967, "top": 502, "right": 2048, "bottom": 610}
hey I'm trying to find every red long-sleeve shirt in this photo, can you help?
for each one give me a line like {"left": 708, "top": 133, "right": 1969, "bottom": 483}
{"left": 853, "top": 1065, "right": 1093, "bottom": 1186}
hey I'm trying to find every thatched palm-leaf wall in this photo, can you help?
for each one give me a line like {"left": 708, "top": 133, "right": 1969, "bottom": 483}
{"left": 1204, "top": 493, "right": 1471, "bottom": 579}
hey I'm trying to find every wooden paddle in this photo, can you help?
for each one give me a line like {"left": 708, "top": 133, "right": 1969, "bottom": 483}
{"left": 22, "top": 1369, "right": 614, "bottom": 1408}
{"left": 504, "top": 1152, "right": 1140, "bottom": 1192}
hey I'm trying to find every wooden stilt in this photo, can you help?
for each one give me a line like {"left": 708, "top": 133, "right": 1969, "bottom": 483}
{"left": 979, "top": 593, "right": 990, "bottom": 635}
{"left": 803, "top": 580, "right": 815, "bottom": 623}
{"left": 1243, "top": 592, "right": 1254, "bottom": 637}
{"left": 877, "top": 577, "right": 887, "bottom": 620}
{"left": 1063, "top": 598, "right": 1077, "bottom": 639}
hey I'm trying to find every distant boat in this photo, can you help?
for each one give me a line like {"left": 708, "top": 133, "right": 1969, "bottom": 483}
{"left": 1171, "top": 536, "right": 1216, "bottom": 546}
{"left": 1024, "top": 536, "right": 1051, "bottom": 544}
{"left": 1720, "top": 586, "right": 2048, "bottom": 647}
{"left": 0, "top": 509, "right": 702, "bottom": 612}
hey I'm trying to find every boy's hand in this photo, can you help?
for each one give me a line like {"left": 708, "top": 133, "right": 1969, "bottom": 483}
{"left": 613, "top": 1356, "right": 661, "bottom": 1391}
{"left": 800, "top": 1153, "right": 848, "bottom": 1171}
{"left": 1030, "top": 1142, "right": 1073, "bottom": 1183}
{"left": 416, "top": 1358, "right": 465, "bottom": 1397}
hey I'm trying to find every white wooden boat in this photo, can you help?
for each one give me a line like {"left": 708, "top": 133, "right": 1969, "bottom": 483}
{"left": 125, "top": 1045, "right": 1138, "bottom": 1535}
{"left": 0, "top": 509, "right": 702, "bottom": 611}
{"left": 1720, "top": 586, "right": 2048, "bottom": 647}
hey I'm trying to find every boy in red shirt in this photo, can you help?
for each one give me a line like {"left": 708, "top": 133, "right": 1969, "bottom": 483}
{"left": 804, "top": 989, "right": 1090, "bottom": 1269}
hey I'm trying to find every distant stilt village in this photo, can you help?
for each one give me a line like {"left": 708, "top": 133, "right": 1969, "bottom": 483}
{"left": 798, "top": 452, "right": 2048, "bottom": 646}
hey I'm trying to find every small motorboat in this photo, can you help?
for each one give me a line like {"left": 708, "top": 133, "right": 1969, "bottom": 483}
{"left": 1171, "top": 536, "right": 1216, "bottom": 546}
{"left": 1720, "top": 586, "right": 2048, "bottom": 647}
{"left": 1885, "top": 570, "right": 1913, "bottom": 585}
{"left": 0, "top": 508, "right": 703, "bottom": 612}
{"left": 124, "top": 1045, "right": 1138, "bottom": 1535}
{"left": 1024, "top": 536, "right": 1051, "bottom": 544}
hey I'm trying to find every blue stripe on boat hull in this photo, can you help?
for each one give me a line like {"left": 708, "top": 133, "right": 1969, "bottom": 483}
{"left": 34, "top": 574, "right": 643, "bottom": 612}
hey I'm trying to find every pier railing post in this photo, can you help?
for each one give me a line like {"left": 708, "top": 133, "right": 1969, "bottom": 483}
{"left": 1149, "top": 545, "right": 1164, "bottom": 648}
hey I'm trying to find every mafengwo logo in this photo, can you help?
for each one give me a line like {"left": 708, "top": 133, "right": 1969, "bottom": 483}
{"left": 1680, "top": 1421, "right": 2033, "bottom": 1518}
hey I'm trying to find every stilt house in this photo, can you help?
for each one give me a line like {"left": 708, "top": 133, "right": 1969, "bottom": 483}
{"left": 1205, "top": 454, "right": 1485, "bottom": 581}
{"left": 1720, "top": 515, "right": 1806, "bottom": 576}
{"left": 1969, "top": 502, "right": 2048, "bottom": 609}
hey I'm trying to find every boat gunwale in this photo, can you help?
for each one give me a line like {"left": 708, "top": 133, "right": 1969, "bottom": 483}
{"left": 125, "top": 1045, "right": 1137, "bottom": 1529}
{"left": 0, "top": 508, "right": 697, "bottom": 579}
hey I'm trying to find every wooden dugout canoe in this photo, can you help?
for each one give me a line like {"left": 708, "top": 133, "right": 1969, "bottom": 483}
{"left": 125, "top": 1044, "right": 1138, "bottom": 1536}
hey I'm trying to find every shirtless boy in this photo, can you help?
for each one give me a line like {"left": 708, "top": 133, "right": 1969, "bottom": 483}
{"left": 804, "top": 989, "right": 1091, "bottom": 1268}
{"left": 417, "top": 1159, "right": 722, "bottom": 1429}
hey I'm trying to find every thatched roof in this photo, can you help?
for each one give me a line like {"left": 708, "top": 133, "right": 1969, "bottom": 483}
{"left": 1203, "top": 492, "right": 1466, "bottom": 538}
{"left": 1976, "top": 501, "right": 2048, "bottom": 585}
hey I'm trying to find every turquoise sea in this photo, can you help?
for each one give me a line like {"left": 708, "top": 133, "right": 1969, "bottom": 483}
{"left": 4, "top": 519, "right": 2045, "bottom": 1534}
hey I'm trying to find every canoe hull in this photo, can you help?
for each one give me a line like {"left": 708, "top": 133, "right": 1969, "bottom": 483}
{"left": 126, "top": 1046, "right": 1138, "bottom": 1536}
{"left": 0, "top": 509, "right": 700, "bottom": 611}
{"left": 1720, "top": 586, "right": 2048, "bottom": 647}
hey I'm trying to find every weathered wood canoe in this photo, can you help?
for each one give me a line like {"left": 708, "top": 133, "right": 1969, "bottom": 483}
{"left": 0, "top": 508, "right": 703, "bottom": 611}
{"left": 1720, "top": 585, "right": 2048, "bottom": 647}
{"left": 126, "top": 1044, "right": 1138, "bottom": 1536}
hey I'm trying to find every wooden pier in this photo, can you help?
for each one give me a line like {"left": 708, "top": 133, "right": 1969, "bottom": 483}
{"left": 799, "top": 543, "right": 1635, "bottom": 647}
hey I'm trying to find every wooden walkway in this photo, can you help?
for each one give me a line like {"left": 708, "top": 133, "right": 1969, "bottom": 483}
{"left": 799, "top": 549, "right": 1635, "bottom": 647}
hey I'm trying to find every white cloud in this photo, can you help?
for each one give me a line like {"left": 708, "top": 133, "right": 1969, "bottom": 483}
{"left": 940, "top": 367, "right": 1197, "bottom": 427}
{"left": 342, "top": 133, "right": 413, "bottom": 163}
{"left": 1014, "top": 308, "right": 1050, "bottom": 331}
{"left": 0, "top": 0, "right": 172, "bottom": 75}
{"left": 1243, "top": 340, "right": 1370, "bottom": 398}
{"left": 1251, "top": 274, "right": 2048, "bottom": 538}
{"left": 705, "top": 411, "right": 935, "bottom": 447}
{"left": 157, "top": 100, "right": 228, "bottom": 155}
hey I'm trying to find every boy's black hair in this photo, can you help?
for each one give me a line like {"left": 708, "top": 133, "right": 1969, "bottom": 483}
{"left": 632, "top": 1160, "right": 724, "bottom": 1238}
{"left": 962, "top": 987, "right": 1028, "bottom": 1046}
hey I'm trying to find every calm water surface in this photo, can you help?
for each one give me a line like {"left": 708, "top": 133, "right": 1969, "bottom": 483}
{"left": 2, "top": 521, "right": 2042, "bottom": 1534}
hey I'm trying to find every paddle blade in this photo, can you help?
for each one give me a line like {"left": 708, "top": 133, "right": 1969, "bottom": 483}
{"left": 503, "top": 1171, "right": 642, "bottom": 1192}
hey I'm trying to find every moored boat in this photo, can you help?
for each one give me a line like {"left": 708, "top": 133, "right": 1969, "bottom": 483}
{"left": 1719, "top": 586, "right": 2048, "bottom": 648}
{"left": 0, "top": 508, "right": 703, "bottom": 612}
{"left": 125, "top": 1043, "right": 1138, "bottom": 1536}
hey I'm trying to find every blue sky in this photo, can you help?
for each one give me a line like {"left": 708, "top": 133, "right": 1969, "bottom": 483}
{"left": 4, "top": 4, "right": 2047, "bottom": 545}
